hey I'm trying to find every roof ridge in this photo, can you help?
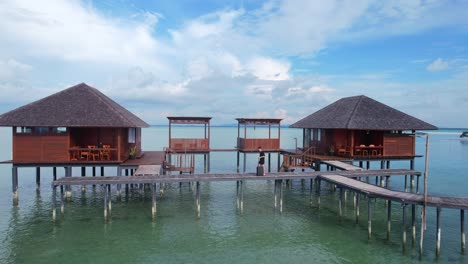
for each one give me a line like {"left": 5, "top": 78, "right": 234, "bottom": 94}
{"left": 345, "top": 95, "right": 364, "bottom": 129}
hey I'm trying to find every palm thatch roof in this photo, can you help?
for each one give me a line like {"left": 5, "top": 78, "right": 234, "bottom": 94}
{"left": 290, "top": 95, "right": 437, "bottom": 130}
{"left": 0, "top": 83, "right": 149, "bottom": 128}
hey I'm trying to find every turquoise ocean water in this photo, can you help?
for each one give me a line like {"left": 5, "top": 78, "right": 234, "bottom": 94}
{"left": 0, "top": 126, "right": 467, "bottom": 263}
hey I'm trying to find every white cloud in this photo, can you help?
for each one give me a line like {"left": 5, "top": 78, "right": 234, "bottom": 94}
{"left": 0, "top": 59, "right": 32, "bottom": 80}
{"left": 246, "top": 57, "right": 290, "bottom": 81}
{"left": 427, "top": 58, "right": 449, "bottom": 72}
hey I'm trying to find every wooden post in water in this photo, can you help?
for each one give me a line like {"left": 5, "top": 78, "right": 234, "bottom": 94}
{"left": 387, "top": 200, "right": 392, "bottom": 240}
{"left": 404, "top": 175, "right": 408, "bottom": 192}
{"left": 412, "top": 204, "right": 416, "bottom": 246}
{"left": 81, "top": 166, "right": 86, "bottom": 192}
{"left": 368, "top": 198, "right": 372, "bottom": 239}
{"left": 279, "top": 180, "right": 284, "bottom": 213}
{"left": 355, "top": 192, "right": 360, "bottom": 224}
{"left": 12, "top": 166, "right": 18, "bottom": 206}
{"left": 236, "top": 151, "right": 240, "bottom": 173}
{"left": 60, "top": 185, "right": 65, "bottom": 216}
{"left": 103, "top": 185, "right": 108, "bottom": 221}
{"left": 316, "top": 178, "right": 321, "bottom": 209}
{"left": 101, "top": 166, "right": 105, "bottom": 176}
{"left": 309, "top": 179, "right": 313, "bottom": 207}
{"left": 339, "top": 188, "right": 343, "bottom": 218}
{"left": 36, "top": 167, "right": 40, "bottom": 191}
{"left": 420, "top": 135, "right": 430, "bottom": 258}
{"left": 152, "top": 183, "right": 157, "bottom": 221}
{"left": 237, "top": 181, "right": 241, "bottom": 209}
{"left": 53, "top": 167, "right": 57, "bottom": 181}
{"left": 65, "top": 166, "right": 72, "bottom": 200}
{"left": 243, "top": 153, "right": 247, "bottom": 173}
{"left": 436, "top": 207, "right": 442, "bottom": 257}
{"left": 196, "top": 181, "right": 201, "bottom": 218}
{"left": 52, "top": 186, "right": 57, "bottom": 222}
{"left": 107, "top": 184, "right": 112, "bottom": 215}
{"left": 402, "top": 203, "right": 407, "bottom": 252}
{"left": 461, "top": 209, "right": 466, "bottom": 254}
{"left": 92, "top": 166, "right": 96, "bottom": 176}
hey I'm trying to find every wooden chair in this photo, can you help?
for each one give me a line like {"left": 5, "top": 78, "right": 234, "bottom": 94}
{"left": 80, "top": 147, "right": 90, "bottom": 160}
{"left": 88, "top": 145, "right": 100, "bottom": 161}
{"left": 369, "top": 144, "right": 378, "bottom": 156}
{"left": 100, "top": 145, "right": 111, "bottom": 160}
{"left": 360, "top": 144, "right": 368, "bottom": 156}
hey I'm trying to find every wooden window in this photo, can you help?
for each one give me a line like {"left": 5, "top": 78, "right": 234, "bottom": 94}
{"left": 128, "top": 128, "right": 136, "bottom": 143}
{"left": 51, "top": 127, "right": 67, "bottom": 134}
{"left": 16, "top": 127, "right": 32, "bottom": 134}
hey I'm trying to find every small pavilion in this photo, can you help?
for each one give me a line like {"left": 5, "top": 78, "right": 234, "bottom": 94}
{"left": 290, "top": 95, "right": 437, "bottom": 159}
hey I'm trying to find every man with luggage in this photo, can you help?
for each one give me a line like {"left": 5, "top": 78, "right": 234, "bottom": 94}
{"left": 257, "top": 146, "right": 266, "bottom": 176}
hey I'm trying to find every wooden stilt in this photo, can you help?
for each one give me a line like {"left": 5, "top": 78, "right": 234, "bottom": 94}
{"left": 316, "top": 179, "right": 321, "bottom": 209}
{"left": 60, "top": 186, "right": 65, "bottom": 215}
{"left": 339, "top": 188, "right": 343, "bottom": 218}
{"left": 356, "top": 193, "right": 360, "bottom": 224}
{"left": 107, "top": 185, "right": 112, "bottom": 215}
{"left": 196, "top": 181, "right": 201, "bottom": 218}
{"left": 81, "top": 166, "right": 86, "bottom": 192}
{"left": 368, "top": 198, "right": 372, "bottom": 240}
{"left": 243, "top": 153, "right": 247, "bottom": 173}
{"left": 93, "top": 167, "right": 96, "bottom": 176}
{"left": 310, "top": 179, "right": 313, "bottom": 206}
{"left": 236, "top": 151, "right": 240, "bottom": 173}
{"left": 366, "top": 161, "right": 370, "bottom": 170}
{"left": 461, "top": 209, "right": 465, "bottom": 254}
{"left": 279, "top": 180, "right": 283, "bottom": 213}
{"left": 387, "top": 200, "right": 392, "bottom": 240}
{"left": 65, "top": 166, "right": 72, "bottom": 199}
{"left": 402, "top": 203, "right": 407, "bottom": 252}
{"left": 103, "top": 185, "right": 108, "bottom": 221}
{"left": 436, "top": 207, "right": 442, "bottom": 257}
{"left": 12, "top": 166, "right": 18, "bottom": 206}
{"left": 268, "top": 153, "right": 271, "bottom": 173}
{"left": 404, "top": 175, "right": 408, "bottom": 192}
{"left": 237, "top": 181, "right": 241, "bottom": 209}
{"left": 416, "top": 176, "right": 420, "bottom": 193}
{"left": 101, "top": 166, "right": 105, "bottom": 176}
{"left": 240, "top": 180, "right": 244, "bottom": 214}
{"left": 53, "top": 167, "right": 57, "bottom": 181}
{"left": 36, "top": 167, "right": 40, "bottom": 191}
{"left": 52, "top": 186, "right": 57, "bottom": 222}
{"left": 152, "top": 183, "right": 157, "bottom": 221}
{"left": 412, "top": 204, "right": 416, "bottom": 246}
{"left": 273, "top": 180, "right": 277, "bottom": 208}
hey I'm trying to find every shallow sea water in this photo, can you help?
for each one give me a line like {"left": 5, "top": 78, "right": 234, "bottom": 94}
{"left": 0, "top": 127, "right": 468, "bottom": 263}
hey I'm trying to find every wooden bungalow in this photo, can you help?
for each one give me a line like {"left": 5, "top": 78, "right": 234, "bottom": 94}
{"left": 236, "top": 118, "right": 282, "bottom": 152}
{"left": 290, "top": 95, "right": 437, "bottom": 159}
{"left": 0, "top": 83, "right": 149, "bottom": 164}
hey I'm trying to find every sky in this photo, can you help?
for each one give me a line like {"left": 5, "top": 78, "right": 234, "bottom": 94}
{"left": 0, "top": 0, "right": 467, "bottom": 127}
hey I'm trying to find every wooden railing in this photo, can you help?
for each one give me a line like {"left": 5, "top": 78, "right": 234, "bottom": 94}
{"left": 237, "top": 138, "right": 280, "bottom": 150}
{"left": 170, "top": 138, "right": 209, "bottom": 151}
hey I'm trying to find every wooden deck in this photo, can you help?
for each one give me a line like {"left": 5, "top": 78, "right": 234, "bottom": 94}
{"left": 134, "top": 165, "right": 162, "bottom": 176}
{"left": 321, "top": 160, "right": 364, "bottom": 171}
{"left": 120, "top": 151, "right": 165, "bottom": 167}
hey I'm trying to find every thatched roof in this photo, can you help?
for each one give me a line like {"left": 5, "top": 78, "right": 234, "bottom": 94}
{"left": 290, "top": 95, "right": 437, "bottom": 130}
{"left": 0, "top": 83, "right": 149, "bottom": 128}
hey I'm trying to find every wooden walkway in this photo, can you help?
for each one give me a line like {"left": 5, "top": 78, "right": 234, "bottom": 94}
{"left": 321, "top": 160, "right": 363, "bottom": 171}
{"left": 52, "top": 168, "right": 418, "bottom": 186}
{"left": 319, "top": 174, "right": 468, "bottom": 209}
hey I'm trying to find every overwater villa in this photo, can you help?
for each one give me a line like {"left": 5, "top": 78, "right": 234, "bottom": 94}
{"left": 290, "top": 95, "right": 438, "bottom": 159}
{"left": 0, "top": 83, "right": 149, "bottom": 164}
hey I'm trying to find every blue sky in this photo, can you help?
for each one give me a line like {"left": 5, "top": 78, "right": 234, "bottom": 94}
{"left": 0, "top": 0, "right": 467, "bottom": 127}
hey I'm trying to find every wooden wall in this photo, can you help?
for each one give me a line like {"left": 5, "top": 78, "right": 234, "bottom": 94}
{"left": 237, "top": 138, "right": 280, "bottom": 151}
{"left": 383, "top": 135, "right": 415, "bottom": 157}
{"left": 13, "top": 131, "right": 69, "bottom": 162}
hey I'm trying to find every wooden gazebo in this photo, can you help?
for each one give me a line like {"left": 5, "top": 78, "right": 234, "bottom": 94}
{"left": 167, "top": 117, "right": 211, "bottom": 152}
{"left": 0, "top": 83, "right": 149, "bottom": 164}
{"left": 290, "top": 95, "right": 437, "bottom": 159}
{"left": 236, "top": 118, "right": 282, "bottom": 152}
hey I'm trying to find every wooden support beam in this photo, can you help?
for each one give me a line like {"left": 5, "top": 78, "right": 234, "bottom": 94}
{"left": 356, "top": 192, "right": 360, "bottom": 224}
{"left": 402, "top": 203, "right": 407, "bottom": 252}
{"left": 368, "top": 198, "right": 372, "bottom": 240}
{"left": 436, "top": 207, "right": 442, "bottom": 257}
{"left": 462, "top": 209, "right": 466, "bottom": 254}
{"left": 52, "top": 186, "right": 57, "bottom": 222}
{"left": 36, "top": 167, "right": 40, "bottom": 191}
{"left": 152, "top": 183, "right": 157, "bottom": 221}
{"left": 12, "top": 166, "right": 18, "bottom": 206}
{"left": 412, "top": 204, "right": 417, "bottom": 246}
{"left": 387, "top": 200, "right": 392, "bottom": 240}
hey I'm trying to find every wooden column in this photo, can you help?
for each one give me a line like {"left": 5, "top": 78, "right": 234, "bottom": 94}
{"left": 436, "top": 207, "right": 442, "bottom": 257}
{"left": 53, "top": 167, "right": 57, "bottom": 181}
{"left": 279, "top": 180, "right": 284, "bottom": 213}
{"left": 36, "top": 167, "right": 40, "bottom": 191}
{"left": 462, "top": 209, "right": 466, "bottom": 254}
{"left": 81, "top": 166, "right": 86, "bottom": 192}
{"left": 152, "top": 183, "right": 157, "bottom": 221}
{"left": 402, "top": 203, "right": 407, "bottom": 252}
{"left": 240, "top": 180, "right": 244, "bottom": 214}
{"left": 268, "top": 153, "right": 271, "bottom": 173}
{"left": 273, "top": 180, "right": 277, "bottom": 208}
{"left": 387, "top": 200, "right": 392, "bottom": 240}
{"left": 103, "top": 185, "right": 108, "bottom": 221}
{"left": 368, "top": 198, "right": 372, "bottom": 239}
{"left": 52, "top": 186, "right": 57, "bottom": 222}
{"left": 412, "top": 204, "right": 417, "bottom": 245}
{"left": 355, "top": 192, "right": 360, "bottom": 224}
{"left": 12, "top": 166, "right": 19, "bottom": 206}
{"left": 196, "top": 181, "right": 201, "bottom": 218}
{"left": 243, "top": 152, "right": 247, "bottom": 173}
{"left": 236, "top": 151, "right": 240, "bottom": 173}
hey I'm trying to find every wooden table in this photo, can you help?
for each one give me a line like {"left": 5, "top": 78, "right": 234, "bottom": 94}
{"left": 354, "top": 146, "right": 383, "bottom": 156}
{"left": 69, "top": 147, "right": 117, "bottom": 161}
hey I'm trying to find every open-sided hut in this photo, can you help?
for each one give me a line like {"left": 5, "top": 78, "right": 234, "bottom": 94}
{"left": 290, "top": 95, "right": 437, "bottom": 158}
{"left": 236, "top": 118, "right": 282, "bottom": 152}
{"left": 0, "top": 83, "right": 149, "bottom": 163}
{"left": 167, "top": 117, "right": 211, "bottom": 152}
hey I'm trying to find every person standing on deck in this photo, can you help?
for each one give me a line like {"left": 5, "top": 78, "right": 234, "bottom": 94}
{"left": 258, "top": 146, "right": 266, "bottom": 176}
